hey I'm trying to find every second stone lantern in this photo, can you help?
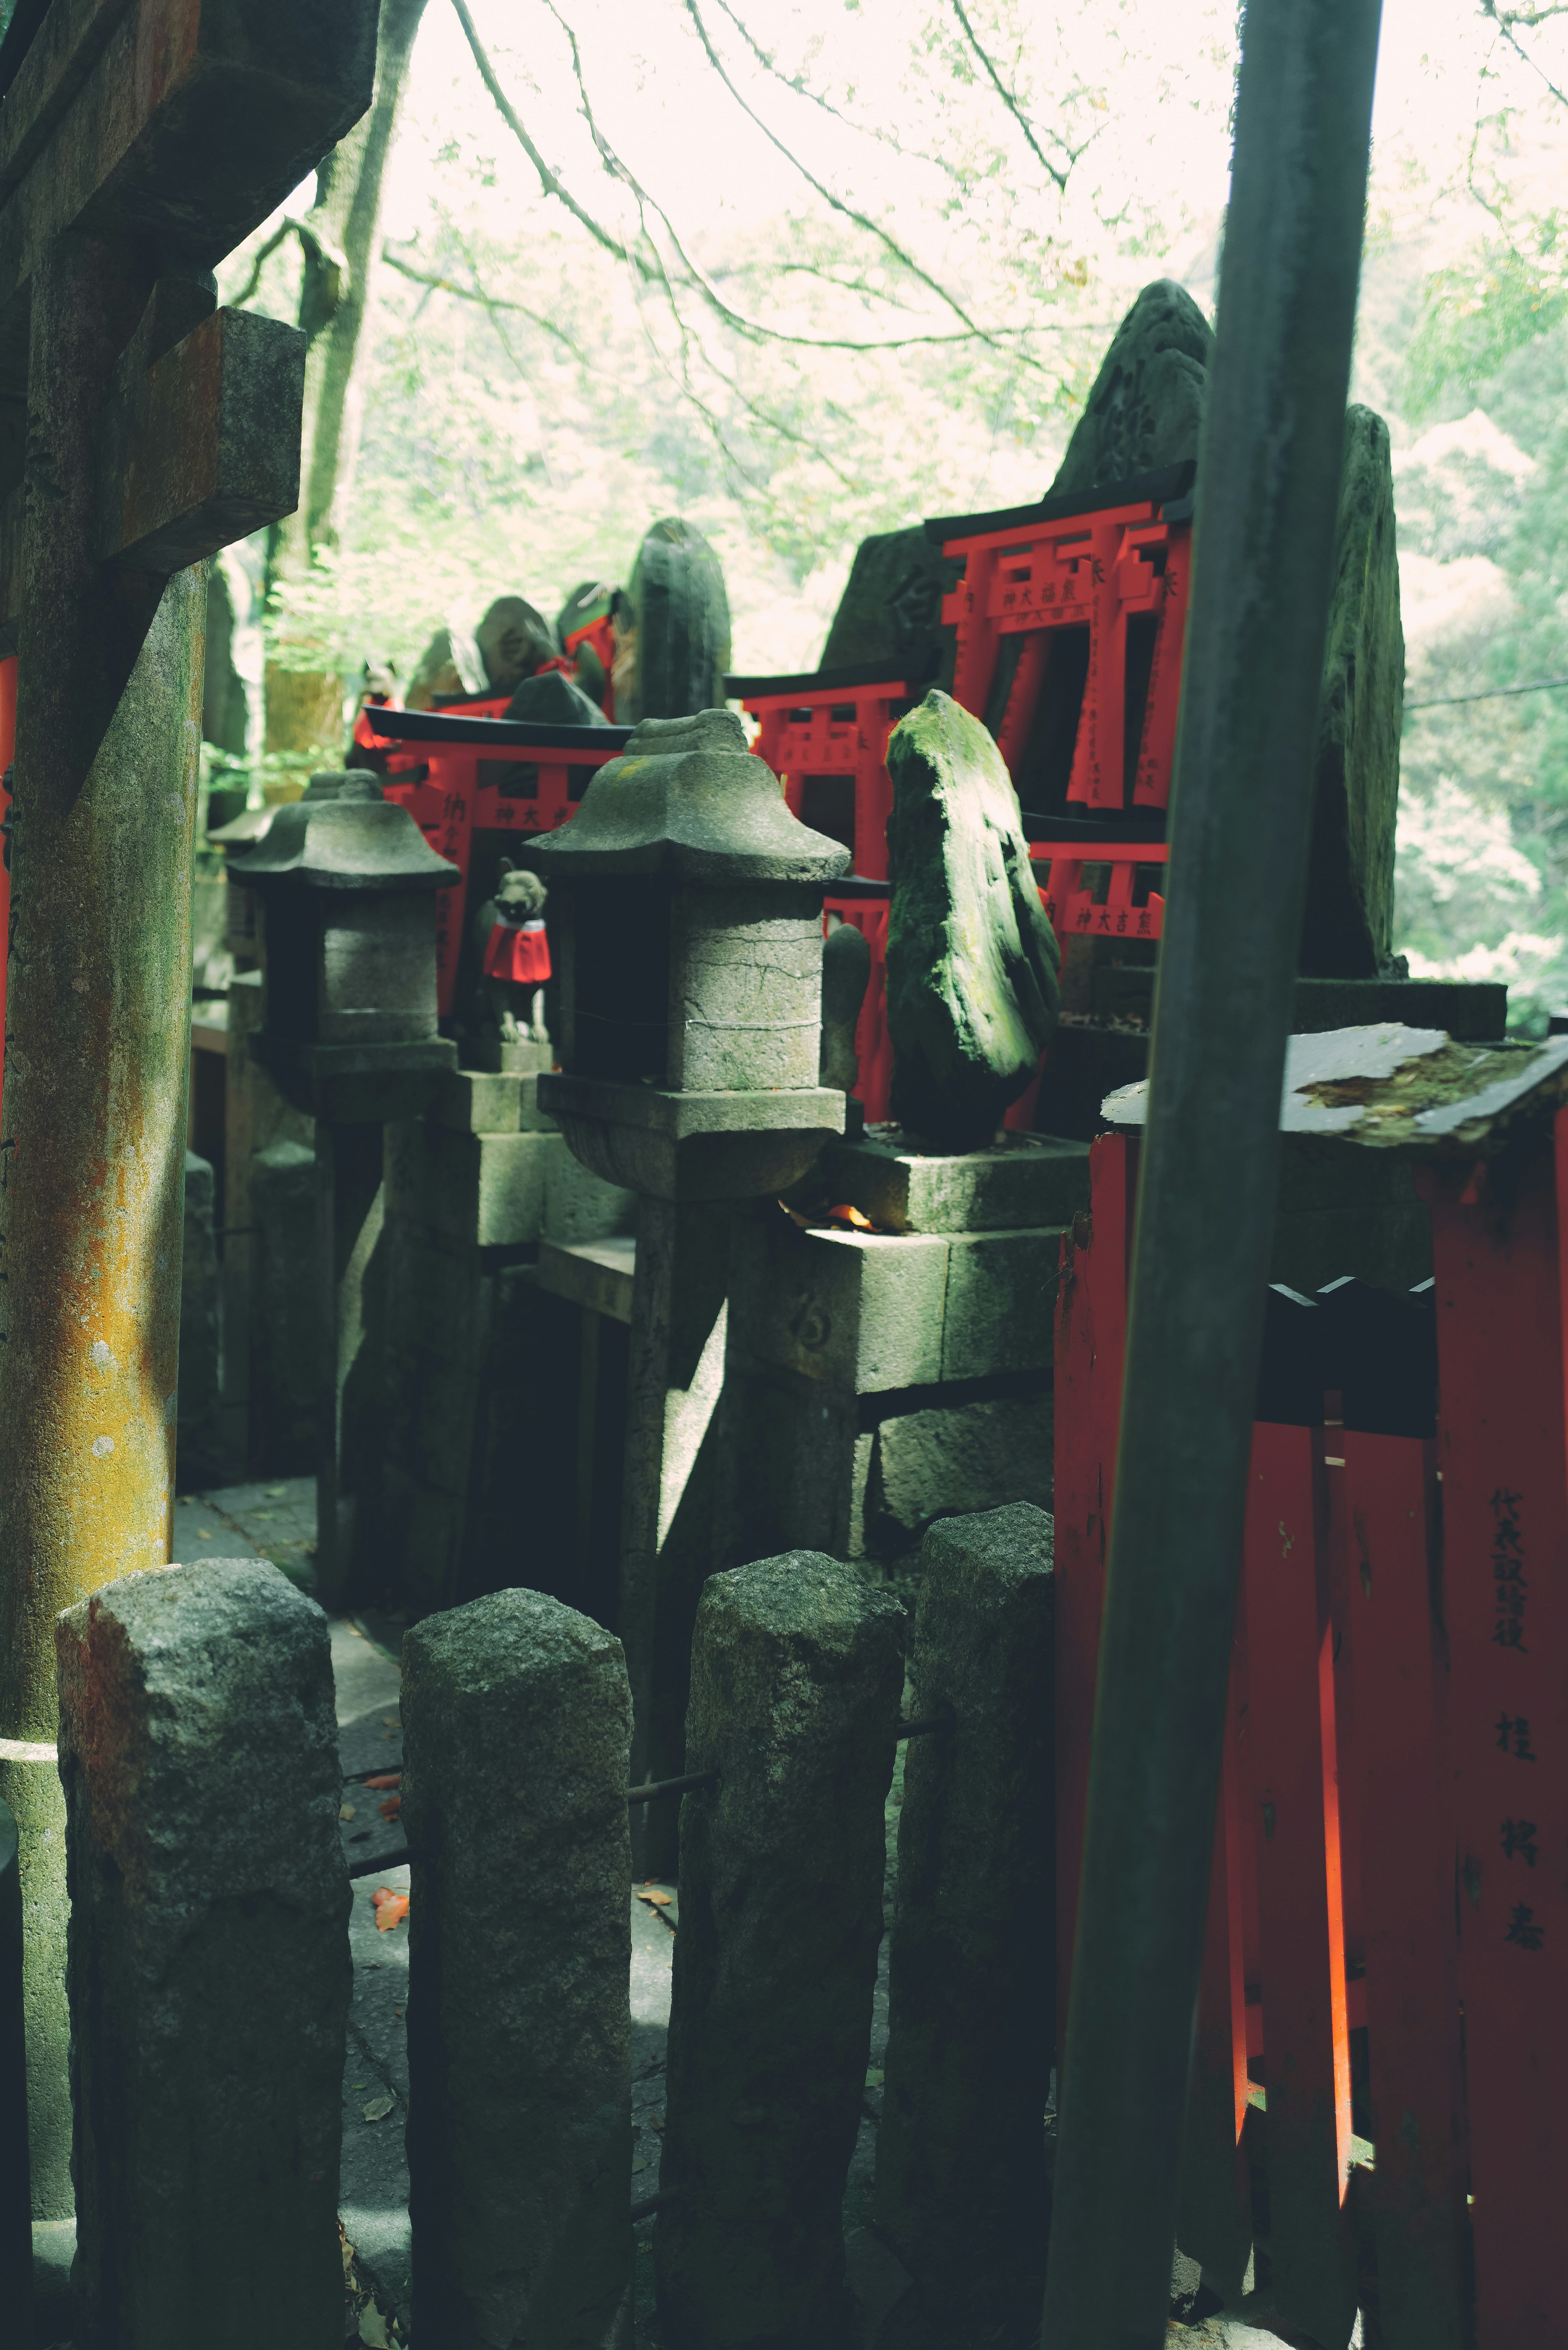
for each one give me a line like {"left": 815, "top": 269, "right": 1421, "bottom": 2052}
{"left": 228, "top": 774, "right": 460, "bottom": 1605}
{"left": 529, "top": 708, "right": 851, "bottom": 1860}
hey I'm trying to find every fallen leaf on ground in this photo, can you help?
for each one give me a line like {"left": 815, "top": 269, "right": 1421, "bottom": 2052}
{"left": 378, "top": 1794, "right": 401, "bottom": 1819}
{"left": 197, "top": 1527, "right": 212, "bottom": 1537}
{"left": 636, "top": 1888, "right": 672, "bottom": 1907}
{"left": 359, "top": 2305, "right": 391, "bottom": 2346}
{"left": 631, "top": 2156, "right": 646, "bottom": 2174}
{"left": 865, "top": 2068, "right": 884, "bottom": 2087}
{"left": 362, "top": 1773, "right": 401, "bottom": 1790}
{"left": 381, "top": 1716, "right": 399, "bottom": 1729}
{"left": 362, "top": 2096, "right": 395, "bottom": 2124}
{"left": 372, "top": 1888, "right": 410, "bottom": 1933}
{"left": 825, "top": 1202, "right": 875, "bottom": 1229}
{"left": 339, "top": 1804, "right": 357, "bottom": 1822}
{"left": 264, "top": 1485, "right": 286, "bottom": 1498}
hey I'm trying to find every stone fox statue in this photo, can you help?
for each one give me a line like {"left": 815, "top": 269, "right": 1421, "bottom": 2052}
{"left": 473, "top": 859, "right": 551, "bottom": 1046}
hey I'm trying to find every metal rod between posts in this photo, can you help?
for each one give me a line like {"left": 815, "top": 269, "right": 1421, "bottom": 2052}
{"left": 1040, "top": 5, "right": 1385, "bottom": 2342}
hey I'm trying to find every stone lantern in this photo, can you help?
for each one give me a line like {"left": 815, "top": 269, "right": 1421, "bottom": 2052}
{"left": 227, "top": 771, "right": 460, "bottom": 1127}
{"left": 531, "top": 706, "right": 850, "bottom": 1198}
{"left": 227, "top": 773, "right": 461, "bottom": 1603}
{"left": 527, "top": 707, "right": 851, "bottom": 1862}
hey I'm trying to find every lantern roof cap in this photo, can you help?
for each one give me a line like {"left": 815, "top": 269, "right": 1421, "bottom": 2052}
{"left": 228, "top": 783, "right": 461, "bottom": 894}
{"left": 524, "top": 708, "right": 851, "bottom": 884}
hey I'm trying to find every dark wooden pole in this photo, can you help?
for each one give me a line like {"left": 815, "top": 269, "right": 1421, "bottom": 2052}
{"left": 0, "top": 234, "right": 202, "bottom": 2217}
{"left": 1040, "top": 4, "right": 1384, "bottom": 2340}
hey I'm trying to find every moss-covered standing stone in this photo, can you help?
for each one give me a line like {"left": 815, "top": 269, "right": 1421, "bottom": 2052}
{"left": 1047, "top": 279, "right": 1212, "bottom": 495}
{"left": 402, "top": 1588, "right": 633, "bottom": 2350}
{"left": 1301, "top": 404, "right": 1406, "bottom": 974}
{"left": 885, "top": 691, "right": 1060, "bottom": 1151}
{"left": 872, "top": 1504, "right": 1055, "bottom": 2348}
{"left": 56, "top": 1558, "right": 350, "bottom": 2350}
{"left": 656, "top": 1552, "right": 904, "bottom": 2350}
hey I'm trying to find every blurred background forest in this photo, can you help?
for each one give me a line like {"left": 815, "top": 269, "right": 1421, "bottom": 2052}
{"left": 212, "top": 0, "right": 1568, "bottom": 1024}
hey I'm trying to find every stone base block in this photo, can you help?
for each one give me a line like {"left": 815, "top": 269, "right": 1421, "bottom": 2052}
{"left": 733, "top": 1206, "right": 1065, "bottom": 1393}
{"left": 816, "top": 1127, "right": 1089, "bottom": 1234}
{"left": 385, "top": 1121, "right": 564, "bottom": 1250}
{"left": 470, "top": 1034, "right": 550, "bottom": 1074}
{"left": 434, "top": 1066, "right": 555, "bottom": 1135}
{"left": 543, "top": 1144, "right": 638, "bottom": 1247}
{"left": 721, "top": 1365, "right": 1053, "bottom": 1566}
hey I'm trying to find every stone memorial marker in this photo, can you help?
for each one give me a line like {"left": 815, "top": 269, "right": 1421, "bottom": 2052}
{"left": 885, "top": 687, "right": 1061, "bottom": 1150}
{"left": 402, "top": 1587, "right": 634, "bottom": 2350}
{"left": 0, "top": 0, "right": 378, "bottom": 2214}
{"left": 56, "top": 1558, "right": 349, "bottom": 2349}
{"left": 873, "top": 1503, "right": 1056, "bottom": 2349}
{"left": 656, "top": 1551, "right": 904, "bottom": 2350}
{"left": 1048, "top": 280, "right": 1405, "bottom": 976}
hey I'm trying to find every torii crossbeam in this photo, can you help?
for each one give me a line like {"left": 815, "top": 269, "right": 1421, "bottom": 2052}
{"left": 0, "top": 0, "right": 379, "bottom": 2228}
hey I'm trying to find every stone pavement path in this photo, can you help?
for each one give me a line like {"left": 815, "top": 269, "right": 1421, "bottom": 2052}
{"left": 167, "top": 1483, "right": 1305, "bottom": 2350}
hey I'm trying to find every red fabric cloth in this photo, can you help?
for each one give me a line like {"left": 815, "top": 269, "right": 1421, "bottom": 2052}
{"left": 563, "top": 614, "right": 618, "bottom": 719}
{"left": 482, "top": 919, "right": 551, "bottom": 985}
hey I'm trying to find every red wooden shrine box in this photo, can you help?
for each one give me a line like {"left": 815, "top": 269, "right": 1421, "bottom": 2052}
{"left": 1056, "top": 1040, "right": 1568, "bottom": 2350}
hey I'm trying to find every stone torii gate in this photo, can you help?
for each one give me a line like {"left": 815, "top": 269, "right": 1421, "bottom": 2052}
{"left": 0, "top": 0, "right": 379, "bottom": 2222}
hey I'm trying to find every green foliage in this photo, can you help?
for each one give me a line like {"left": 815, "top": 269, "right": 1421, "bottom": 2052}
{"left": 1404, "top": 209, "right": 1568, "bottom": 418}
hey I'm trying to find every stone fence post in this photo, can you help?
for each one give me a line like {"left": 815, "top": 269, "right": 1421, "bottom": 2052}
{"left": 56, "top": 1558, "right": 349, "bottom": 2350}
{"left": 872, "top": 1503, "right": 1055, "bottom": 2348}
{"left": 656, "top": 1551, "right": 904, "bottom": 2349}
{"left": 401, "top": 1588, "right": 634, "bottom": 2349}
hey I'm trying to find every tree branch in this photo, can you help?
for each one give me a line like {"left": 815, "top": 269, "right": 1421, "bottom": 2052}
{"left": 706, "top": 0, "right": 968, "bottom": 184}
{"left": 949, "top": 0, "right": 1069, "bottom": 190}
{"left": 448, "top": 0, "right": 656, "bottom": 274}
{"left": 381, "top": 243, "right": 587, "bottom": 357}
{"left": 1481, "top": 0, "right": 1568, "bottom": 103}
{"left": 679, "top": 0, "right": 1033, "bottom": 361}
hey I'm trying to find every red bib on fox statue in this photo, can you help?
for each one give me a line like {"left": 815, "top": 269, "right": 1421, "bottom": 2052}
{"left": 482, "top": 916, "right": 551, "bottom": 987}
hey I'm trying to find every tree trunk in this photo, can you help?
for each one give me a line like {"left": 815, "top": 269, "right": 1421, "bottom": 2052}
{"left": 264, "top": 0, "right": 429, "bottom": 762}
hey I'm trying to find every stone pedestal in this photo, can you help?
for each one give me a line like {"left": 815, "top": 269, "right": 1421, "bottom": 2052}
{"left": 56, "top": 1559, "right": 348, "bottom": 2349}
{"left": 360, "top": 1064, "right": 640, "bottom": 1618}
{"left": 657, "top": 1554, "right": 904, "bottom": 2350}
{"left": 723, "top": 1130, "right": 1089, "bottom": 1569}
{"left": 402, "top": 1590, "right": 633, "bottom": 2350}
{"left": 873, "top": 1504, "right": 1055, "bottom": 2349}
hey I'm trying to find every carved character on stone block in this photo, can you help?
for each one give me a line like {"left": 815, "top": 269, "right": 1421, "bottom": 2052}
{"left": 474, "top": 859, "right": 551, "bottom": 1046}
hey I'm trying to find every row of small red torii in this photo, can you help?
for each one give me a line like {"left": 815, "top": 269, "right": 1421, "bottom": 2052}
{"left": 357, "top": 466, "right": 1189, "bottom": 1128}
{"left": 1056, "top": 1128, "right": 1564, "bottom": 2350}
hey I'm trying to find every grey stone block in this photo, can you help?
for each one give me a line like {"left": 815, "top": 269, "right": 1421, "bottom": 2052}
{"left": 733, "top": 1212, "right": 948, "bottom": 1393}
{"left": 657, "top": 1554, "right": 904, "bottom": 2349}
{"left": 387, "top": 1120, "right": 562, "bottom": 1250}
{"left": 402, "top": 1590, "right": 633, "bottom": 2348}
{"left": 872, "top": 1386, "right": 1054, "bottom": 1541}
{"left": 817, "top": 1127, "right": 1089, "bottom": 1233}
{"left": 535, "top": 1237, "right": 637, "bottom": 1324}
{"left": 940, "top": 1227, "right": 1066, "bottom": 1381}
{"left": 56, "top": 1560, "right": 349, "bottom": 2350}
{"left": 434, "top": 1066, "right": 556, "bottom": 1135}
{"left": 543, "top": 1145, "right": 638, "bottom": 1246}
{"left": 873, "top": 1505, "right": 1054, "bottom": 2349}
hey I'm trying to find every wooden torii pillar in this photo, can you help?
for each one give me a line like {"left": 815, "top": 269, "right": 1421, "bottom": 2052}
{"left": 0, "top": 0, "right": 379, "bottom": 2221}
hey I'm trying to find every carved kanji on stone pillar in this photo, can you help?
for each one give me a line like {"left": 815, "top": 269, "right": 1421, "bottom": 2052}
{"left": 0, "top": 0, "right": 379, "bottom": 2224}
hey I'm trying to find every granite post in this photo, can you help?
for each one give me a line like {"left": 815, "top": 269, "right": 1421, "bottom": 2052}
{"left": 656, "top": 1552, "right": 904, "bottom": 2350}
{"left": 0, "top": 1795, "right": 31, "bottom": 2337}
{"left": 873, "top": 1503, "right": 1056, "bottom": 2348}
{"left": 56, "top": 1558, "right": 349, "bottom": 2349}
{"left": 402, "top": 1589, "right": 634, "bottom": 2350}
